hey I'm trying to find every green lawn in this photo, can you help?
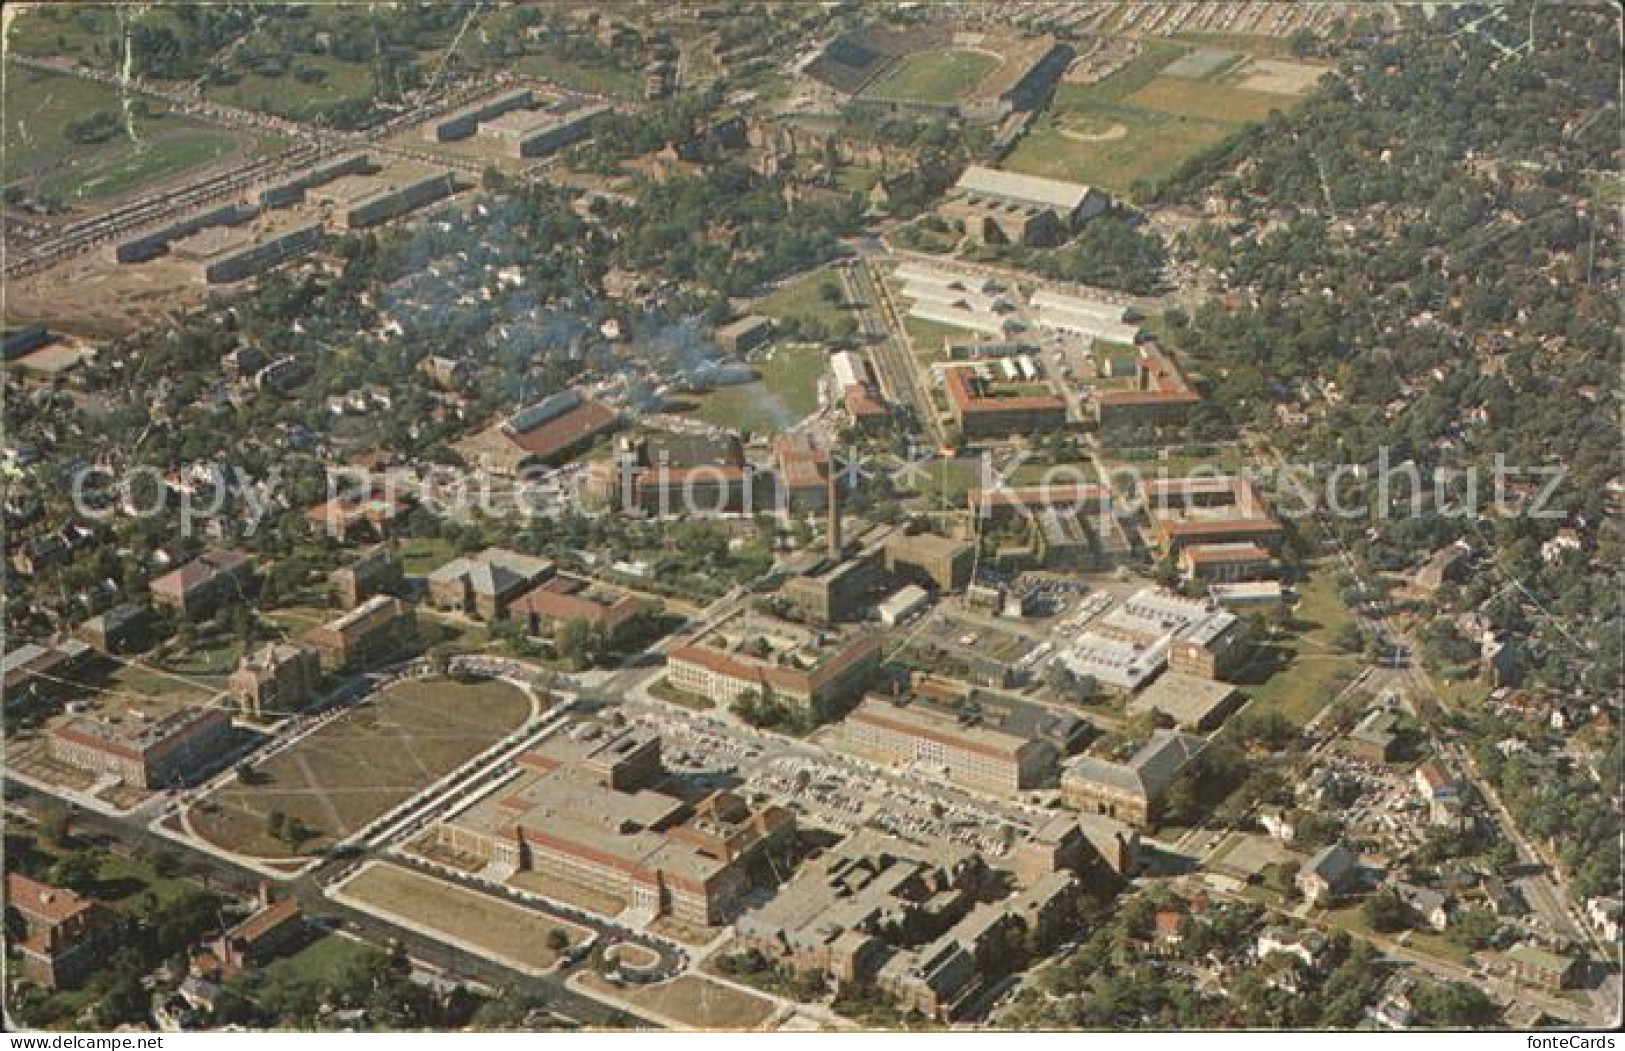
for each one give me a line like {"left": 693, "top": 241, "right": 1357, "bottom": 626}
{"left": 904, "top": 314, "right": 969, "bottom": 361}
{"left": 1237, "top": 567, "right": 1362, "bottom": 727}
{"left": 864, "top": 49, "right": 1001, "bottom": 103}
{"left": 263, "top": 932, "right": 380, "bottom": 985}
{"left": 41, "top": 131, "right": 241, "bottom": 203}
{"left": 904, "top": 457, "right": 988, "bottom": 510}
{"left": 397, "top": 536, "right": 457, "bottom": 576}
{"left": 514, "top": 52, "right": 639, "bottom": 98}
{"left": 1002, "top": 37, "right": 1306, "bottom": 197}
{"left": 3, "top": 64, "right": 250, "bottom": 203}
{"left": 1126, "top": 76, "right": 1294, "bottom": 125}
{"left": 203, "top": 53, "right": 376, "bottom": 124}
{"left": 754, "top": 268, "right": 853, "bottom": 336}
{"left": 1004, "top": 104, "right": 1234, "bottom": 196}
{"left": 694, "top": 341, "right": 826, "bottom": 436}
{"left": 1321, "top": 903, "right": 1474, "bottom": 967}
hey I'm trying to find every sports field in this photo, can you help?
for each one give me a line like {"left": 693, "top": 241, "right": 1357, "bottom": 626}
{"left": 1004, "top": 41, "right": 1320, "bottom": 197}
{"left": 864, "top": 49, "right": 1001, "bottom": 102}
{"left": 189, "top": 676, "right": 534, "bottom": 858}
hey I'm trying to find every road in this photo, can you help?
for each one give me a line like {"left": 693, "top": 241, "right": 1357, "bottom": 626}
{"left": 1247, "top": 431, "right": 1620, "bottom": 1026}
{"left": 839, "top": 258, "right": 942, "bottom": 446}
{"left": 7, "top": 752, "right": 659, "bottom": 1028}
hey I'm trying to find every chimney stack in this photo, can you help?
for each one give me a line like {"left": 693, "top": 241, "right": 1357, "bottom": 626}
{"left": 827, "top": 461, "right": 842, "bottom": 560}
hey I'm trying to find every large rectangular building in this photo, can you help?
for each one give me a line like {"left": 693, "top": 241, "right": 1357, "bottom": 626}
{"left": 1093, "top": 345, "right": 1202, "bottom": 428}
{"left": 340, "top": 170, "right": 456, "bottom": 229}
{"left": 423, "top": 88, "right": 535, "bottom": 142}
{"left": 478, "top": 102, "right": 609, "bottom": 158}
{"left": 943, "top": 366, "right": 1068, "bottom": 439}
{"left": 302, "top": 595, "right": 416, "bottom": 672}
{"left": 665, "top": 612, "right": 881, "bottom": 722}
{"left": 49, "top": 706, "right": 234, "bottom": 789}
{"left": 436, "top": 724, "right": 793, "bottom": 926}
{"left": 940, "top": 166, "right": 1108, "bottom": 247}
{"left": 843, "top": 689, "right": 1082, "bottom": 793}
{"left": 1061, "top": 730, "right": 1207, "bottom": 828}
{"left": 179, "top": 222, "right": 326, "bottom": 285}
{"left": 150, "top": 549, "right": 255, "bottom": 620}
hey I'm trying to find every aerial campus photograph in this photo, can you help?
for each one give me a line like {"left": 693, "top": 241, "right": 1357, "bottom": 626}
{"left": 0, "top": 0, "right": 1619, "bottom": 1043}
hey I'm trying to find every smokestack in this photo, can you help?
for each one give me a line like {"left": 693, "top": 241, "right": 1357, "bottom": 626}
{"left": 827, "top": 462, "right": 842, "bottom": 559}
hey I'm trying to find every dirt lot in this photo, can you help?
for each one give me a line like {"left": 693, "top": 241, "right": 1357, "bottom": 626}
{"left": 189, "top": 676, "right": 534, "bottom": 858}
{"left": 339, "top": 862, "right": 588, "bottom": 974}
{"left": 576, "top": 972, "right": 777, "bottom": 1030}
{"left": 1234, "top": 57, "right": 1330, "bottom": 96}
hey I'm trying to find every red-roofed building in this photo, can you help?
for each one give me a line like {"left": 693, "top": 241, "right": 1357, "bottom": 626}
{"left": 5, "top": 873, "right": 119, "bottom": 989}
{"left": 1093, "top": 346, "right": 1201, "bottom": 428}
{"left": 510, "top": 576, "right": 646, "bottom": 642}
{"left": 304, "top": 485, "right": 412, "bottom": 541}
{"left": 666, "top": 613, "right": 881, "bottom": 723}
{"left": 944, "top": 367, "right": 1067, "bottom": 439}
{"left": 150, "top": 549, "right": 255, "bottom": 619}
{"left": 773, "top": 433, "right": 832, "bottom": 512}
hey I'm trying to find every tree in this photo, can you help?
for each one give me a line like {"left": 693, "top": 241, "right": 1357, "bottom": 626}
{"left": 48, "top": 851, "right": 100, "bottom": 894}
{"left": 555, "top": 617, "right": 592, "bottom": 670}
{"left": 1362, "top": 888, "right": 1409, "bottom": 933}
{"left": 546, "top": 928, "right": 570, "bottom": 953}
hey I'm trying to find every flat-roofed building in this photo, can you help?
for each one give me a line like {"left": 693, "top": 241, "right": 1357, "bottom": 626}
{"left": 773, "top": 433, "right": 833, "bottom": 512}
{"left": 843, "top": 688, "right": 1081, "bottom": 793}
{"left": 1167, "top": 609, "right": 1249, "bottom": 680}
{"left": 339, "top": 169, "right": 456, "bottom": 229}
{"left": 1179, "top": 541, "right": 1277, "bottom": 583}
{"left": 1061, "top": 730, "right": 1207, "bottom": 828}
{"left": 49, "top": 706, "right": 234, "bottom": 789}
{"left": 330, "top": 544, "right": 404, "bottom": 609}
{"left": 424, "top": 88, "right": 535, "bottom": 141}
{"left": 830, "top": 350, "right": 890, "bottom": 431}
{"left": 877, "top": 585, "right": 930, "bottom": 627}
{"left": 436, "top": 723, "right": 793, "bottom": 926}
{"left": 509, "top": 575, "right": 645, "bottom": 643}
{"left": 940, "top": 166, "right": 1107, "bottom": 247}
{"left": 302, "top": 595, "right": 416, "bottom": 672}
{"left": 666, "top": 611, "right": 881, "bottom": 723}
{"left": 714, "top": 315, "right": 775, "bottom": 355}
{"left": 943, "top": 366, "right": 1067, "bottom": 439}
{"left": 1144, "top": 475, "right": 1283, "bottom": 558}
{"left": 150, "top": 549, "right": 255, "bottom": 619}
{"left": 478, "top": 102, "right": 609, "bottom": 157}
{"left": 733, "top": 829, "right": 988, "bottom": 1016}
{"left": 884, "top": 528, "right": 975, "bottom": 592}
{"left": 1128, "top": 671, "right": 1243, "bottom": 732}
{"left": 968, "top": 483, "right": 1113, "bottom": 522}
{"left": 1093, "top": 345, "right": 1202, "bottom": 428}
{"left": 173, "top": 221, "right": 326, "bottom": 285}
{"left": 780, "top": 551, "right": 888, "bottom": 627}
{"left": 3, "top": 640, "right": 96, "bottom": 709}
{"left": 228, "top": 642, "right": 321, "bottom": 718}
{"left": 76, "top": 603, "right": 152, "bottom": 654}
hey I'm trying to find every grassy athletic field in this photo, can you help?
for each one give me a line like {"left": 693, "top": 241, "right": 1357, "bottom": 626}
{"left": 1003, "top": 39, "right": 1317, "bottom": 196}
{"left": 864, "top": 49, "right": 1001, "bottom": 102}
